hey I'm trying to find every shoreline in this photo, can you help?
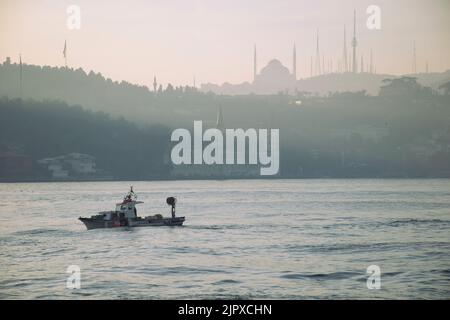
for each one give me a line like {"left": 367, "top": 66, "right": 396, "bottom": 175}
{"left": 1, "top": 176, "right": 450, "bottom": 183}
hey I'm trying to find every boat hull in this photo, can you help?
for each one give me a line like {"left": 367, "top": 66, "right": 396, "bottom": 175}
{"left": 79, "top": 216, "right": 185, "bottom": 230}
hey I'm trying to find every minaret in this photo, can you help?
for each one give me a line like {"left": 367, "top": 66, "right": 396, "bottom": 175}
{"left": 348, "top": 52, "right": 351, "bottom": 72}
{"left": 153, "top": 76, "right": 157, "bottom": 92}
{"left": 360, "top": 54, "right": 364, "bottom": 73}
{"left": 412, "top": 40, "right": 417, "bottom": 74}
{"left": 293, "top": 43, "right": 297, "bottom": 80}
{"left": 216, "top": 105, "right": 224, "bottom": 130}
{"left": 253, "top": 44, "right": 257, "bottom": 82}
{"left": 310, "top": 56, "right": 313, "bottom": 78}
{"left": 315, "top": 29, "right": 321, "bottom": 76}
{"left": 343, "top": 25, "right": 348, "bottom": 72}
{"left": 351, "top": 10, "right": 358, "bottom": 73}
{"left": 63, "top": 40, "right": 67, "bottom": 68}
{"left": 193, "top": 75, "right": 196, "bottom": 88}
{"left": 323, "top": 55, "right": 325, "bottom": 74}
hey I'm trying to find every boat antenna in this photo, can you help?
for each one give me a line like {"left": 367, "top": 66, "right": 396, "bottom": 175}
{"left": 124, "top": 186, "right": 137, "bottom": 202}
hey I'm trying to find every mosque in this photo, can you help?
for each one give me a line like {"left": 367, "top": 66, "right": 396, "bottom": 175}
{"left": 199, "top": 11, "right": 383, "bottom": 95}
{"left": 253, "top": 58, "right": 297, "bottom": 93}
{"left": 201, "top": 45, "right": 298, "bottom": 95}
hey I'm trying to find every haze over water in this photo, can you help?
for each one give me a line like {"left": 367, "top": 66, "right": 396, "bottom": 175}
{"left": 1, "top": 179, "right": 449, "bottom": 299}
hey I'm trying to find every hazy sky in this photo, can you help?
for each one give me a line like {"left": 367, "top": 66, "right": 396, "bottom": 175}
{"left": 1, "top": 0, "right": 449, "bottom": 87}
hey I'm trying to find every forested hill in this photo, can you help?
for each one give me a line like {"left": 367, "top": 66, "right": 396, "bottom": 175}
{"left": 1, "top": 59, "right": 450, "bottom": 128}
{"left": 1, "top": 60, "right": 450, "bottom": 180}
{"left": 0, "top": 60, "right": 212, "bottom": 126}
{"left": 0, "top": 97, "right": 171, "bottom": 180}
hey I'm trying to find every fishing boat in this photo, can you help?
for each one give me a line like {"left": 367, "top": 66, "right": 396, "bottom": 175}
{"left": 79, "top": 187, "right": 185, "bottom": 230}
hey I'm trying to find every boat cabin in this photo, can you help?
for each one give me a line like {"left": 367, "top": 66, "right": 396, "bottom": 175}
{"left": 115, "top": 186, "right": 143, "bottom": 219}
{"left": 115, "top": 200, "right": 143, "bottom": 219}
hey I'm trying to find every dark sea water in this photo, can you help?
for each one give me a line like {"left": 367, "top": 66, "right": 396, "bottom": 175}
{"left": 0, "top": 179, "right": 449, "bottom": 299}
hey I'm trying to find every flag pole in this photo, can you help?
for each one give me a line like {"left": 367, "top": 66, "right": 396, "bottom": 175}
{"left": 63, "top": 40, "right": 67, "bottom": 68}
{"left": 19, "top": 54, "right": 23, "bottom": 99}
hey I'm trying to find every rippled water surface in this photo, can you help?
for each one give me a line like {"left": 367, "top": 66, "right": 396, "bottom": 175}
{"left": 1, "top": 179, "right": 449, "bottom": 299}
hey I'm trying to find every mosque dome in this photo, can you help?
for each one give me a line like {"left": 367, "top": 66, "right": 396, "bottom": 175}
{"left": 254, "top": 59, "right": 295, "bottom": 93}
{"left": 259, "top": 59, "right": 291, "bottom": 78}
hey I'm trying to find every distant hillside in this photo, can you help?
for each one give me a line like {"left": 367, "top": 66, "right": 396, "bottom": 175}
{"left": 1, "top": 77, "right": 450, "bottom": 180}
{"left": 201, "top": 70, "right": 450, "bottom": 95}
{"left": 0, "top": 59, "right": 214, "bottom": 126}
{"left": 0, "top": 97, "right": 171, "bottom": 180}
{"left": 1, "top": 59, "right": 450, "bottom": 180}
{"left": 1, "top": 59, "right": 450, "bottom": 128}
